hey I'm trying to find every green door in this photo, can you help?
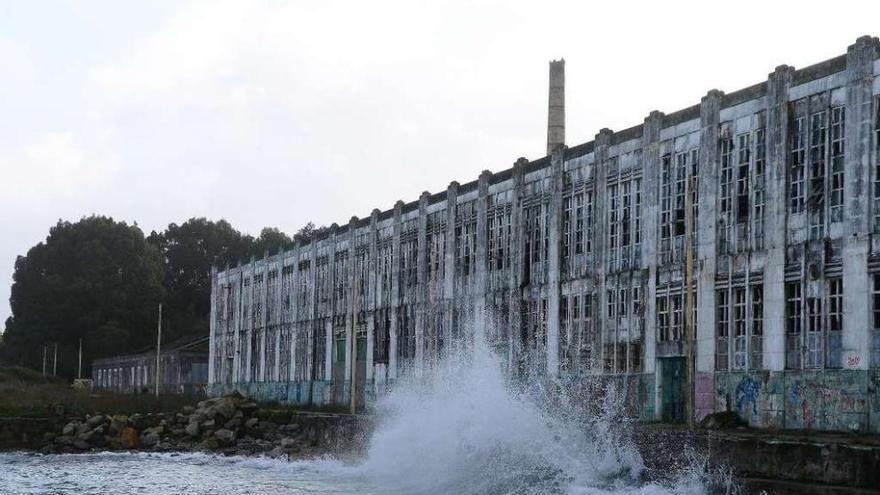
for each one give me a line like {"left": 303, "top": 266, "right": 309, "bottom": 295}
{"left": 661, "top": 357, "right": 686, "bottom": 423}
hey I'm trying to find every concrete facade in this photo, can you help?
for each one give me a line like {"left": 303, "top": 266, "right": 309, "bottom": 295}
{"left": 209, "top": 37, "right": 880, "bottom": 431}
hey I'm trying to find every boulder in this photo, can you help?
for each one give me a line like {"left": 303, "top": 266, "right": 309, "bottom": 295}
{"left": 61, "top": 421, "right": 79, "bottom": 436}
{"left": 213, "top": 428, "right": 236, "bottom": 445}
{"left": 141, "top": 431, "right": 160, "bottom": 447}
{"left": 109, "top": 415, "right": 129, "bottom": 434}
{"left": 185, "top": 421, "right": 200, "bottom": 438}
{"left": 244, "top": 417, "right": 259, "bottom": 430}
{"left": 86, "top": 415, "right": 106, "bottom": 428}
{"left": 198, "top": 437, "right": 221, "bottom": 451}
{"left": 211, "top": 397, "right": 238, "bottom": 420}
{"left": 119, "top": 427, "right": 140, "bottom": 449}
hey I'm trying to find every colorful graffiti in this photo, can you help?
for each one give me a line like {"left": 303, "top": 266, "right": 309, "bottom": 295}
{"left": 735, "top": 375, "right": 761, "bottom": 417}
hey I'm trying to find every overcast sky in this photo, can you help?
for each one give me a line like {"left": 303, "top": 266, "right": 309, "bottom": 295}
{"left": 1, "top": 1, "right": 879, "bottom": 327}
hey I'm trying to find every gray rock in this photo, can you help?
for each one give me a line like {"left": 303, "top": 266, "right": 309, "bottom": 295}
{"left": 86, "top": 415, "right": 106, "bottom": 428}
{"left": 244, "top": 417, "right": 259, "bottom": 429}
{"left": 185, "top": 421, "right": 200, "bottom": 437}
{"left": 212, "top": 397, "right": 237, "bottom": 420}
{"left": 141, "top": 431, "right": 160, "bottom": 447}
{"left": 73, "top": 439, "right": 90, "bottom": 450}
{"left": 61, "top": 421, "right": 78, "bottom": 436}
{"left": 213, "top": 428, "right": 236, "bottom": 444}
{"left": 280, "top": 437, "right": 297, "bottom": 448}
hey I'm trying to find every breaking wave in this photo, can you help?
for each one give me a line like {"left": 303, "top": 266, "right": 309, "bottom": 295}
{"left": 355, "top": 337, "right": 722, "bottom": 495}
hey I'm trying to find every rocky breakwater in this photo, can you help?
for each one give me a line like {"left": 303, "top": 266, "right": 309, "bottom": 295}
{"left": 39, "top": 392, "right": 366, "bottom": 459}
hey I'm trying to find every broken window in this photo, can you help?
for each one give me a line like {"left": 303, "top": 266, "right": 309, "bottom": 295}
{"left": 622, "top": 181, "right": 632, "bottom": 248}
{"left": 874, "top": 97, "right": 880, "bottom": 233}
{"left": 750, "top": 285, "right": 763, "bottom": 370}
{"left": 608, "top": 183, "right": 620, "bottom": 269}
{"left": 719, "top": 130, "right": 734, "bottom": 253}
{"left": 488, "top": 193, "right": 511, "bottom": 272}
{"left": 732, "top": 287, "right": 747, "bottom": 369}
{"left": 562, "top": 196, "right": 572, "bottom": 268}
{"left": 826, "top": 278, "right": 843, "bottom": 369}
{"left": 736, "top": 134, "right": 751, "bottom": 226}
{"left": 578, "top": 293, "right": 595, "bottom": 372}
{"left": 671, "top": 294, "right": 683, "bottom": 341}
{"left": 633, "top": 178, "right": 642, "bottom": 254}
{"left": 607, "top": 289, "right": 616, "bottom": 321}
{"left": 455, "top": 201, "right": 477, "bottom": 277}
{"left": 575, "top": 192, "right": 585, "bottom": 255}
{"left": 805, "top": 294, "right": 824, "bottom": 369}
{"left": 829, "top": 107, "right": 845, "bottom": 221}
{"left": 660, "top": 153, "right": 673, "bottom": 262}
{"left": 716, "top": 290, "right": 729, "bottom": 371}
{"left": 785, "top": 282, "right": 802, "bottom": 369}
{"left": 872, "top": 275, "right": 880, "bottom": 368}
{"left": 790, "top": 110, "right": 807, "bottom": 213}
{"left": 657, "top": 295, "right": 670, "bottom": 342}
{"left": 753, "top": 119, "right": 767, "bottom": 250}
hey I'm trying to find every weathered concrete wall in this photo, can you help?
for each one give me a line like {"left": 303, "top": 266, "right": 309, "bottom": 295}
{"left": 711, "top": 370, "right": 880, "bottom": 433}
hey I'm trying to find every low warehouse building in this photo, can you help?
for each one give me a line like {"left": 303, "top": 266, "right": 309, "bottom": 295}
{"left": 92, "top": 336, "right": 209, "bottom": 395}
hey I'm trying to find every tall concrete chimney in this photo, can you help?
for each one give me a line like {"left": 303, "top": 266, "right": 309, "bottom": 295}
{"left": 547, "top": 59, "right": 565, "bottom": 156}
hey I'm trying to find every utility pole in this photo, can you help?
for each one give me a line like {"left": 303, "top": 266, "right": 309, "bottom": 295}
{"left": 77, "top": 338, "right": 83, "bottom": 379}
{"left": 42, "top": 346, "right": 47, "bottom": 376}
{"left": 684, "top": 170, "right": 695, "bottom": 428}
{"left": 155, "top": 303, "right": 162, "bottom": 398}
{"left": 52, "top": 343, "right": 57, "bottom": 377}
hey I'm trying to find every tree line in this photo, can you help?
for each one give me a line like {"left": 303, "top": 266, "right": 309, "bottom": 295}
{"left": 0, "top": 216, "right": 327, "bottom": 378}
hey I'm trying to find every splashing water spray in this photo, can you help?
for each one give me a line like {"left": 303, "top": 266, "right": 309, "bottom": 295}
{"left": 346, "top": 309, "right": 734, "bottom": 495}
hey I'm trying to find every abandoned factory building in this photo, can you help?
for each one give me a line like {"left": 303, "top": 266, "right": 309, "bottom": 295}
{"left": 209, "top": 36, "right": 880, "bottom": 432}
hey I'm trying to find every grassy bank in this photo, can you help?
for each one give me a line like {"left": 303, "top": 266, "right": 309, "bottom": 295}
{"left": 0, "top": 366, "right": 199, "bottom": 418}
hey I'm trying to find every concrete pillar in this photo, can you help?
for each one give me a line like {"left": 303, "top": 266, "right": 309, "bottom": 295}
{"left": 327, "top": 225, "right": 339, "bottom": 382}
{"left": 245, "top": 256, "right": 256, "bottom": 383}
{"left": 289, "top": 242, "right": 300, "bottom": 382}
{"left": 274, "top": 249, "right": 284, "bottom": 382}
{"left": 764, "top": 65, "right": 794, "bottom": 371}
{"left": 416, "top": 192, "right": 430, "bottom": 372}
{"left": 346, "top": 217, "right": 358, "bottom": 386}
{"left": 842, "top": 36, "right": 879, "bottom": 369}
{"left": 233, "top": 264, "right": 243, "bottom": 384}
{"left": 547, "top": 59, "right": 565, "bottom": 156}
{"left": 444, "top": 181, "right": 458, "bottom": 354}
{"left": 259, "top": 252, "right": 269, "bottom": 382}
{"left": 641, "top": 111, "right": 664, "bottom": 377}
{"left": 475, "top": 170, "right": 492, "bottom": 344}
{"left": 546, "top": 146, "right": 564, "bottom": 375}
{"left": 208, "top": 265, "right": 217, "bottom": 384}
{"left": 508, "top": 158, "right": 527, "bottom": 370}
{"left": 593, "top": 129, "right": 613, "bottom": 371}
{"left": 390, "top": 200, "right": 404, "bottom": 379}
{"left": 367, "top": 209, "right": 380, "bottom": 382}
{"left": 696, "top": 90, "right": 723, "bottom": 374}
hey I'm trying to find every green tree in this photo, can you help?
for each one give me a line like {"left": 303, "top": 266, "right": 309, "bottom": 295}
{"left": 147, "top": 218, "right": 252, "bottom": 343}
{"left": 3, "top": 216, "right": 164, "bottom": 377}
